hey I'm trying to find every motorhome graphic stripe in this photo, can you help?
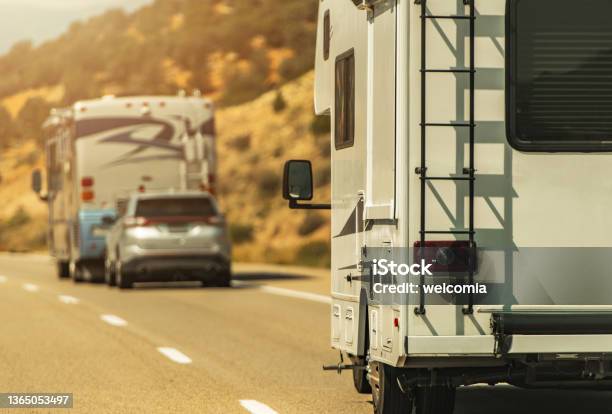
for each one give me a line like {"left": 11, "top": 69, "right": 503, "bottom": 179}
{"left": 75, "top": 117, "right": 174, "bottom": 141}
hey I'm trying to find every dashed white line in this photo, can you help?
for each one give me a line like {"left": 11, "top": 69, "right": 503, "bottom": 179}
{"left": 58, "top": 295, "right": 80, "bottom": 305}
{"left": 259, "top": 285, "right": 331, "bottom": 304}
{"left": 239, "top": 400, "right": 278, "bottom": 414}
{"left": 0, "top": 275, "right": 6, "bottom": 283}
{"left": 100, "top": 314, "right": 128, "bottom": 327}
{"left": 22, "top": 283, "right": 39, "bottom": 292}
{"left": 157, "top": 347, "right": 192, "bottom": 364}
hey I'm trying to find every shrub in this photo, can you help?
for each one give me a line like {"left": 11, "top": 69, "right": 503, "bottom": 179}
{"left": 272, "top": 90, "right": 287, "bottom": 113}
{"left": 229, "top": 223, "right": 254, "bottom": 244}
{"left": 310, "top": 114, "right": 331, "bottom": 136}
{"left": 315, "top": 133, "right": 331, "bottom": 157}
{"left": 298, "top": 211, "right": 326, "bottom": 236}
{"left": 230, "top": 134, "right": 251, "bottom": 151}
{"left": 7, "top": 206, "right": 31, "bottom": 228}
{"left": 295, "top": 240, "right": 331, "bottom": 267}
{"left": 314, "top": 161, "right": 331, "bottom": 187}
{"left": 258, "top": 169, "right": 280, "bottom": 197}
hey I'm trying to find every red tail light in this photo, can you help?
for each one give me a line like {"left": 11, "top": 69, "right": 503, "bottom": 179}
{"left": 81, "top": 190, "right": 95, "bottom": 201}
{"left": 413, "top": 241, "right": 477, "bottom": 274}
{"left": 81, "top": 177, "right": 94, "bottom": 201}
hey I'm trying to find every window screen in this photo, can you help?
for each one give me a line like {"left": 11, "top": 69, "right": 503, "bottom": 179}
{"left": 335, "top": 50, "right": 355, "bottom": 150}
{"left": 507, "top": 0, "right": 612, "bottom": 151}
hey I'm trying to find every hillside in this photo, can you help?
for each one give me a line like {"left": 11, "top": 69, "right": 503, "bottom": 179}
{"left": 0, "top": 72, "right": 332, "bottom": 266}
{"left": 0, "top": 0, "right": 318, "bottom": 148}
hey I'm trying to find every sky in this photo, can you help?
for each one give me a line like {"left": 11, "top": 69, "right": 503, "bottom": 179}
{"left": 0, "top": 0, "right": 153, "bottom": 54}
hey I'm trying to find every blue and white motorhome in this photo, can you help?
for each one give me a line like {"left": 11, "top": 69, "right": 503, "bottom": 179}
{"left": 32, "top": 94, "right": 217, "bottom": 281}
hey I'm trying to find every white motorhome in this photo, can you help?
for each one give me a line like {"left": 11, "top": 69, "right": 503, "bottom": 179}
{"left": 282, "top": 0, "right": 612, "bottom": 412}
{"left": 33, "top": 94, "right": 217, "bottom": 281}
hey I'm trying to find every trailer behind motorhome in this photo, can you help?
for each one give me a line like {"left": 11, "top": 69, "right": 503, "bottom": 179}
{"left": 283, "top": 0, "right": 612, "bottom": 412}
{"left": 33, "top": 94, "right": 217, "bottom": 281}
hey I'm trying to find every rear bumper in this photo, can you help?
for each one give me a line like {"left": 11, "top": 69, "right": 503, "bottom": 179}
{"left": 122, "top": 253, "right": 230, "bottom": 281}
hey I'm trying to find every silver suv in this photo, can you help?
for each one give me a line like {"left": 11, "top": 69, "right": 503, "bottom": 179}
{"left": 104, "top": 192, "right": 231, "bottom": 289}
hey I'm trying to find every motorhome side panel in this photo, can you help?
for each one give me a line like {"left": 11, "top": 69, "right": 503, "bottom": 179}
{"left": 325, "top": 0, "right": 368, "bottom": 356}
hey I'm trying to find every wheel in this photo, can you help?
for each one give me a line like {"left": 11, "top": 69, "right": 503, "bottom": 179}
{"left": 352, "top": 357, "right": 372, "bottom": 394}
{"left": 415, "top": 386, "right": 456, "bottom": 414}
{"left": 116, "top": 260, "right": 133, "bottom": 290}
{"left": 57, "top": 261, "right": 70, "bottom": 279}
{"left": 104, "top": 258, "right": 116, "bottom": 287}
{"left": 370, "top": 362, "right": 414, "bottom": 414}
{"left": 204, "top": 267, "right": 231, "bottom": 287}
{"left": 215, "top": 268, "right": 231, "bottom": 287}
{"left": 70, "top": 261, "right": 84, "bottom": 283}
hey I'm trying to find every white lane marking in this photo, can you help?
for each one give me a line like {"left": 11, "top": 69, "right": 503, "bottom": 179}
{"left": 157, "top": 347, "right": 192, "bottom": 364}
{"left": 259, "top": 285, "right": 331, "bottom": 304}
{"left": 100, "top": 314, "right": 128, "bottom": 327}
{"left": 0, "top": 275, "right": 6, "bottom": 283}
{"left": 58, "top": 295, "right": 80, "bottom": 305}
{"left": 239, "top": 400, "right": 278, "bottom": 414}
{"left": 22, "top": 283, "right": 39, "bottom": 292}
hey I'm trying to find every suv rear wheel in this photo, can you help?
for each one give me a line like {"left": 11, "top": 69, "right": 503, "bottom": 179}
{"left": 115, "top": 260, "right": 133, "bottom": 290}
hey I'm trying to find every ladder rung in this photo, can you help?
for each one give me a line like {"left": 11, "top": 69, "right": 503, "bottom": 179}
{"left": 422, "top": 15, "right": 475, "bottom": 20}
{"left": 423, "top": 176, "right": 474, "bottom": 181}
{"left": 423, "top": 123, "right": 475, "bottom": 128}
{"left": 422, "top": 69, "right": 474, "bottom": 74}
{"left": 422, "top": 230, "right": 475, "bottom": 235}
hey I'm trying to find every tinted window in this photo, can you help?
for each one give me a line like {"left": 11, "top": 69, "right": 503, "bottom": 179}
{"left": 135, "top": 198, "right": 217, "bottom": 217}
{"left": 335, "top": 50, "right": 355, "bottom": 149}
{"left": 507, "top": 0, "right": 612, "bottom": 151}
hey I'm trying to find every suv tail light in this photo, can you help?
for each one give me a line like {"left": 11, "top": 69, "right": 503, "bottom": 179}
{"left": 124, "top": 217, "right": 150, "bottom": 228}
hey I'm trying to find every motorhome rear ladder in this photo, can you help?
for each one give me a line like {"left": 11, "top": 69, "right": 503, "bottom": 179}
{"left": 414, "top": 0, "right": 476, "bottom": 316}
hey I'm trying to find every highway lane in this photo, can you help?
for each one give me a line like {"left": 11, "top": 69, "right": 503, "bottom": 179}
{"left": 1, "top": 254, "right": 612, "bottom": 413}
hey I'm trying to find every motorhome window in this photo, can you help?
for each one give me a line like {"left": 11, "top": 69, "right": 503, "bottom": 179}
{"left": 323, "top": 11, "right": 330, "bottom": 61}
{"left": 335, "top": 50, "right": 355, "bottom": 150}
{"left": 135, "top": 197, "right": 217, "bottom": 218}
{"left": 507, "top": 0, "right": 612, "bottom": 151}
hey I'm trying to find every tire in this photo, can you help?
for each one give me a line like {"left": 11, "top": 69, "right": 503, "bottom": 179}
{"left": 216, "top": 268, "right": 232, "bottom": 287}
{"left": 70, "top": 261, "right": 84, "bottom": 283}
{"left": 353, "top": 357, "right": 372, "bottom": 394}
{"left": 57, "top": 261, "right": 70, "bottom": 279}
{"left": 415, "top": 386, "right": 456, "bottom": 414}
{"left": 370, "top": 362, "right": 414, "bottom": 414}
{"left": 116, "top": 261, "right": 133, "bottom": 290}
{"left": 104, "top": 258, "right": 116, "bottom": 287}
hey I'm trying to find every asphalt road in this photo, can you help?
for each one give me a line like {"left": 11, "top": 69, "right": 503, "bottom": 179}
{"left": 1, "top": 254, "right": 611, "bottom": 413}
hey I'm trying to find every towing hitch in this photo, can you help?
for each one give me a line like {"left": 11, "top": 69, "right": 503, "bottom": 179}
{"left": 322, "top": 352, "right": 366, "bottom": 374}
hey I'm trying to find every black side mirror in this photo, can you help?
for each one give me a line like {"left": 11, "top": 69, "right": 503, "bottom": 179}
{"left": 282, "top": 160, "right": 330, "bottom": 210}
{"left": 101, "top": 215, "right": 116, "bottom": 226}
{"left": 283, "top": 160, "right": 313, "bottom": 201}
{"left": 31, "top": 169, "right": 42, "bottom": 194}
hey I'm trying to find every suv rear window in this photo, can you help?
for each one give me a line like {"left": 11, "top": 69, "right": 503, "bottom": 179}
{"left": 135, "top": 197, "right": 217, "bottom": 217}
{"left": 507, "top": 0, "right": 612, "bottom": 151}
